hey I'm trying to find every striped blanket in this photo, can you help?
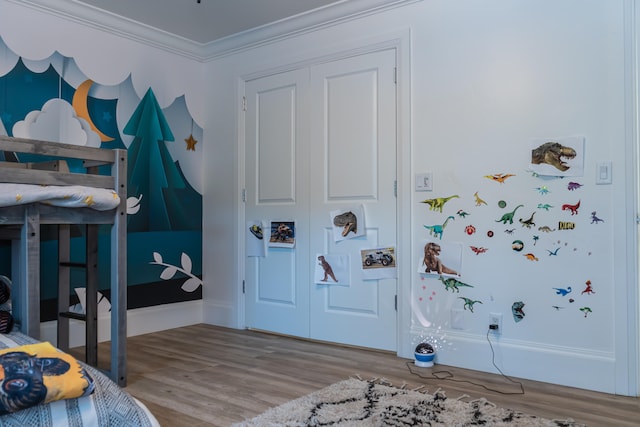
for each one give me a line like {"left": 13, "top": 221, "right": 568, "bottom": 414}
{"left": 0, "top": 332, "right": 159, "bottom": 427}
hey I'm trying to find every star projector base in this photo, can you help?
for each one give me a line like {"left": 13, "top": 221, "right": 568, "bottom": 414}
{"left": 414, "top": 355, "right": 435, "bottom": 368}
{"left": 414, "top": 342, "right": 435, "bottom": 368}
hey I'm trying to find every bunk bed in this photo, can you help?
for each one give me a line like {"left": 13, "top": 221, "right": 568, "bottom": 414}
{"left": 0, "top": 136, "right": 157, "bottom": 425}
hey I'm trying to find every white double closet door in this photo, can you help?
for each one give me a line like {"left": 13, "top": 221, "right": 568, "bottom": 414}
{"left": 244, "top": 48, "right": 397, "bottom": 351}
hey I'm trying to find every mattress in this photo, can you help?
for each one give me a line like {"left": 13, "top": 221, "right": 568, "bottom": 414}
{"left": 0, "top": 184, "right": 120, "bottom": 211}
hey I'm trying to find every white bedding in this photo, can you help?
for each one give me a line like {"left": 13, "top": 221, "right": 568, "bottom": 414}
{"left": 0, "top": 332, "right": 160, "bottom": 427}
{"left": 0, "top": 184, "right": 120, "bottom": 211}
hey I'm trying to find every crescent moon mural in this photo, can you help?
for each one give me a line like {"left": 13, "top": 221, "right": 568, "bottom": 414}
{"left": 72, "top": 79, "right": 114, "bottom": 142}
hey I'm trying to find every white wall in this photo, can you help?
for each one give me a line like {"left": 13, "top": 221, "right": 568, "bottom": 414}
{"left": 202, "top": 0, "right": 638, "bottom": 395}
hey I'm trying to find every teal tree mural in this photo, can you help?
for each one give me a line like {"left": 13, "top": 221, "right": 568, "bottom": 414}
{"left": 125, "top": 88, "right": 202, "bottom": 232}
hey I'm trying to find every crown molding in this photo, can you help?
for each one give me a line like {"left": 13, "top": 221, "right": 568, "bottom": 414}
{"left": 6, "top": 0, "right": 206, "bottom": 60}
{"left": 198, "top": 0, "right": 421, "bottom": 61}
{"left": 7, "top": 0, "right": 420, "bottom": 62}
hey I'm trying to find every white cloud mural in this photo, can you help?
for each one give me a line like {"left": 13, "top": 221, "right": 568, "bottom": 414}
{"left": 12, "top": 98, "right": 101, "bottom": 147}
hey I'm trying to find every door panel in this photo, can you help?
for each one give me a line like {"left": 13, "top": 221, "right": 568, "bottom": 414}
{"left": 256, "top": 88, "right": 297, "bottom": 203}
{"left": 309, "top": 49, "right": 397, "bottom": 351}
{"left": 244, "top": 69, "right": 310, "bottom": 337}
{"left": 325, "top": 70, "right": 378, "bottom": 200}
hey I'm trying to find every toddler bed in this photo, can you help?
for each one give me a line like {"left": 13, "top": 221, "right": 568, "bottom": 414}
{"left": 0, "top": 135, "right": 127, "bottom": 388}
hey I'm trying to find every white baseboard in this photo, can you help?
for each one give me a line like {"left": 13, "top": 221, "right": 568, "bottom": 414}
{"left": 202, "top": 299, "right": 239, "bottom": 328}
{"left": 409, "top": 330, "right": 616, "bottom": 394}
{"left": 39, "top": 300, "right": 204, "bottom": 348}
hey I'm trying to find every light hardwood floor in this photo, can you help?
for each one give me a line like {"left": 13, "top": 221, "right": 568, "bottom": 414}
{"left": 83, "top": 324, "right": 639, "bottom": 426}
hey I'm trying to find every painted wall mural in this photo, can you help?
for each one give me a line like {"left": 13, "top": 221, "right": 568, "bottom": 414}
{"left": 0, "top": 38, "right": 203, "bottom": 320}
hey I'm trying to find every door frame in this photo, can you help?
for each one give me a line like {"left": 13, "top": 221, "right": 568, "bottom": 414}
{"left": 235, "top": 29, "right": 412, "bottom": 356}
{"left": 623, "top": 0, "right": 640, "bottom": 396}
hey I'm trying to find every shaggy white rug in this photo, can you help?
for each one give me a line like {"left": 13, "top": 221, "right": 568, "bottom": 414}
{"left": 233, "top": 378, "right": 585, "bottom": 426}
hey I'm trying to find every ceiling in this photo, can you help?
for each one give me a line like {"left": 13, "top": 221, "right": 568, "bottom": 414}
{"left": 20, "top": 0, "right": 413, "bottom": 60}
{"left": 77, "top": 0, "right": 345, "bottom": 44}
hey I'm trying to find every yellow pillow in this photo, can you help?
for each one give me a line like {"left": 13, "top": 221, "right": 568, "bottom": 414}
{"left": 0, "top": 342, "right": 95, "bottom": 414}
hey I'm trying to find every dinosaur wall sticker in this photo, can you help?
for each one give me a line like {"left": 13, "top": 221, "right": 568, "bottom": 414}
{"left": 484, "top": 173, "right": 516, "bottom": 184}
{"left": 567, "top": 181, "right": 583, "bottom": 191}
{"left": 519, "top": 211, "right": 536, "bottom": 228}
{"left": 420, "top": 195, "right": 459, "bottom": 213}
{"left": 423, "top": 216, "right": 455, "bottom": 240}
{"left": 459, "top": 297, "right": 482, "bottom": 312}
{"left": 512, "top": 301, "right": 526, "bottom": 322}
{"left": 590, "top": 211, "right": 604, "bottom": 224}
{"left": 439, "top": 276, "right": 473, "bottom": 293}
{"left": 561, "top": 200, "right": 580, "bottom": 215}
{"left": 495, "top": 204, "right": 523, "bottom": 224}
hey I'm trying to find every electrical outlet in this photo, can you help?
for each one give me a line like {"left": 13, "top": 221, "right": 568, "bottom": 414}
{"left": 489, "top": 312, "right": 502, "bottom": 335}
{"left": 451, "top": 308, "right": 464, "bottom": 330}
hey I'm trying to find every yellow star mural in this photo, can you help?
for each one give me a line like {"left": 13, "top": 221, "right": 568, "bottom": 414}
{"left": 185, "top": 134, "right": 198, "bottom": 151}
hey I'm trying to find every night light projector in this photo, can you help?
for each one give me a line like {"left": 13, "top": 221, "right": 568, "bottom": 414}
{"left": 414, "top": 342, "right": 435, "bottom": 367}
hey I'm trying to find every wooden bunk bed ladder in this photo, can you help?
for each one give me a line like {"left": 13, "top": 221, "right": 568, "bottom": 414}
{"left": 57, "top": 223, "right": 99, "bottom": 368}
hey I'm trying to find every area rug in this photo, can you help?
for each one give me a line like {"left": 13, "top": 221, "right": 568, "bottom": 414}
{"left": 233, "top": 378, "right": 585, "bottom": 426}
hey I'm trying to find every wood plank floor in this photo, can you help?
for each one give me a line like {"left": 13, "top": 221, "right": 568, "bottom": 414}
{"left": 84, "top": 324, "right": 639, "bottom": 426}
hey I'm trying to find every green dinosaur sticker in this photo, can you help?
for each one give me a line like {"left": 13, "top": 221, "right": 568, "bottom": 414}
{"left": 495, "top": 205, "right": 523, "bottom": 224}
{"left": 419, "top": 195, "right": 459, "bottom": 213}
{"left": 439, "top": 276, "right": 473, "bottom": 293}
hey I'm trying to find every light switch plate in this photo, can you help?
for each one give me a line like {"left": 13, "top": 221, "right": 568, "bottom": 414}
{"left": 415, "top": 173, "right": 433, "bottom": 191}
{"left": 596, "top": 161, "right": 612, "bottom": 185}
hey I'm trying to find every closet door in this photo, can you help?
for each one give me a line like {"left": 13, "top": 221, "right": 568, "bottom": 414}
{"left": 244, "top": 49, "right": 397, "bottom": 351}
{"left": 244, "top": 69, "right": 311, "bottom": 337}
{"left": 308, "top": 49, "right": 397, "bottom": 351}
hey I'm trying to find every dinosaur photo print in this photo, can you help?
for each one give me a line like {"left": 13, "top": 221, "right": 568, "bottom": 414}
{"left": 330, "top": 205, "right": 366, "bottom": 242}
{"left": 529, "top": 135, "right": 584, "bottom": 177}
{"left": 314, "top": 253, "right": 350, "bottom": 286}
{"left": 419, "top": 239, "right": 463, "bottom": 278}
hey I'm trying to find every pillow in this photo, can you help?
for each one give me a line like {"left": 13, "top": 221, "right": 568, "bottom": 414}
{"left": 0, "top": 342, "right": 95, "bottom": 414}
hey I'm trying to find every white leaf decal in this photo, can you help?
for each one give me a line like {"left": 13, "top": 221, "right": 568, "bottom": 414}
{"left": 181, "top": 277, "right": 201, "bottom": 292}
{"left": 126, "top": 195, "right": 143, "bottom": 215}
{"left": 160, "top": 267, "right": 177, "bottom": 280}
{"left": 152, "top": 252, "right": 163, "bottom": 263}
{"left": 181, "top": 252, "right": 192, "bottom": 274}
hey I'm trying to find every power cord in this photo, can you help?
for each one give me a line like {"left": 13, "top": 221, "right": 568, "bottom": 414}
{"left": 405, "top": 329, "right": 525, "bottom": 395}
{"left": 484, "top": 328, "right": 525, "bottom": 394}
